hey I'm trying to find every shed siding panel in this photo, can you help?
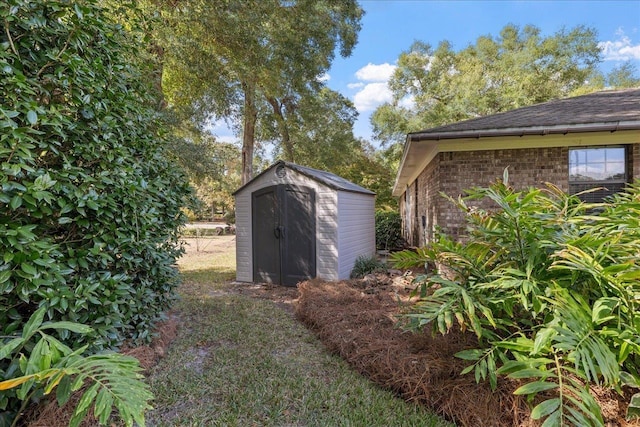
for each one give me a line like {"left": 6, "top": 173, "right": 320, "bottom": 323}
{"left": 336, "top": 192, "right": 376, "bottom": 279}
{"left": 235, "top": 192, "right": 252, "bottom": 282}
{"left": 234, "top": 167, "right": 338, "bottom": 283}
{"left": 315, "top": 190, "right": 339, "bottom": 281}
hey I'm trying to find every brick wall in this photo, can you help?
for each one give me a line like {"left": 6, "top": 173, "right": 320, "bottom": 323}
{"left": 434, "top": 147, "right": 569, "bottom": 240}
{"left": 402, "top": 143, "right": 640, "bottom": 245}
{"left": 415, "top": 155, "right": 440, "bottom": 247}
{"left": 400, "top": 181, "right": 417, "bottom": 246}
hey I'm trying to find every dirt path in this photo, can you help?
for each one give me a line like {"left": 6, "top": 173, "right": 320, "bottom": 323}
{"left": 179, "top": 236, "right": 300, "bottom": 311}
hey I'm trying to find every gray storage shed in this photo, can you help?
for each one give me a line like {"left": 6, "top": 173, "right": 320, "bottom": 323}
{"left": 233, "top": 160, "right": 376, "bottom": 286}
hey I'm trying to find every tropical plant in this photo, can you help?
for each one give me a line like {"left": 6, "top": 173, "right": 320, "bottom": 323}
{"left": 0, "top": 307, "right": 153, "bottom": 427}
{"left": 391, "top": 170, "right": 640, "bottom": 426}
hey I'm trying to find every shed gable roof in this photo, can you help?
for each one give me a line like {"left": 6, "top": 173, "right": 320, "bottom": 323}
{"left": 394, "top": 88, "right": 640, "bottom": 197}
{"left": 234, "top": 160, "right": 375, "bottom": 196}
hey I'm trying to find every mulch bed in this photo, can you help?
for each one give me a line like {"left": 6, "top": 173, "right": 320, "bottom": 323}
{"left": 294, "top": 274, "right": 636, "bottom": 427}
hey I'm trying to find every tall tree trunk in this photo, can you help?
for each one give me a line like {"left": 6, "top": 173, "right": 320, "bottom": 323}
{"left": 150, "top": 42, "right": 167, "bottom": 111}
{"left": 266, "top": 96, "right": 295, "bottom": 162}
{"left": 241, "top": 80, "right": 258, "bottom": 184}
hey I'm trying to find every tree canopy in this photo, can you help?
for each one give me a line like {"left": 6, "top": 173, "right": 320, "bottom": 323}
{"left": 157, "top": 0, "right": 364, "bottom": 184}
{"left": 371, "top": 24, "right": 607, "bottom": 147}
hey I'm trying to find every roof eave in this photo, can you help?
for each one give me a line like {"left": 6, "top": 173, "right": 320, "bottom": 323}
{"left": 392, "top": 121, "right": 640, "bottom": 197}
{"left": 408, "top": 121, "right": 640, "bottom": 142}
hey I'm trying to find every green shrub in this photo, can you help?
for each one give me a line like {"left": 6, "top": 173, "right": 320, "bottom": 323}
{"left": 350, "top": 255, "right": 386, "bottom": 279}
{"left": 375, "top": 210, "right": 405, "bottom": 250}
{"left": 0, "top": 0, "right": 189, "bottom": 349}
{"left": 391, "top": 171, "right": 640, "bottom": 426}
{"left": 0, "top": 1, "right": 186, "bottom": 422}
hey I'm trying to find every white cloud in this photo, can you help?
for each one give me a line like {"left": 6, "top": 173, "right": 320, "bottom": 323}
{"left": 317, "top": 72, "right": 330, "bottom": 82}
{"left": 599, "top": 30, "right": 640, "bottom": 61}
{"left": 354, "top": 62, "right": 396, "bottom": 82}
{"left": 347, "top": 62, "right": 397, "bottom": 112}
{"left": 353, "top": 82, "right": 393, "bottom": 112}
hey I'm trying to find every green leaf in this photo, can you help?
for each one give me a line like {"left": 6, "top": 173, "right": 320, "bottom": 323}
{"left": 455, "top": 349, "right": 483, "bottom": 361}
{"left": 0, "top": 337, "right": 24, "bottom": 360}
{"left": 541, "top": 410, "right": 561, "bottom": 427}
{"left": 513, "top": 380, "right": 558, "bottom": 395}
{"left": 20, "top": 262, "right": 37, "bottom": 276}
{"left": 620, "top": 371, "right": 640, "bottom": 389}
{"left": 0, "top": 270, "right": 11, "bottom": 284}
{"left": 9, "top": 195, "right": 22, "bottom": 210}
{"left": 460, "top": 364, "right": 475, "bottom": 375}
{"left": 618, "top": 270, "right": 640, "bottom": 281}
{"left": 532, "top": 327, "right": 556, "bottom": 355}
{"left": 56, "top": 375, "right": 73, "bottom": 406}
{"left": 94, "top": 387, "right": 114, "bottom": 424}
{"left": 58, "top": 216, "right": 73, "bottom": 224}
{"left": 26, "top": 110, "right": 38, "bottom": 125}
{"left": 41, "top": 321, "right": 93, "bottom": 334}
{"left": 628, "top": 393, "right": 640, "bottom": 419}
{"left": 531, "top": 398, "right": 560, "bottom": 420}
{"left": 22, "top": 306, "right": 47, "bottom": 339}
{"left": 507, "top": 368, "right": 555, "bottom": 380}
{"left": 69, "top": 382, "right": 100, "bottom": 427}
{"left": 591, "top": 297, "right": 618, "bottom": 325}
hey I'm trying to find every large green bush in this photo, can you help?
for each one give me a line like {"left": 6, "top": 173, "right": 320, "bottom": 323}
{"left": 391, "top": 171, "right": 640, "bottom": 426}
{"left": 0, "top": 1, "right": 189, "bottom": 352}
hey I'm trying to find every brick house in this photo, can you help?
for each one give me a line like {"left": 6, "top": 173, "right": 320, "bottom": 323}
{"left": 393, "top": 88, "right": 640, "bottom": 246}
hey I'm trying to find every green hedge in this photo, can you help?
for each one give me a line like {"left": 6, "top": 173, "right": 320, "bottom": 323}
{"left": 0, "top": 0, "right": 190, "bottom": 352}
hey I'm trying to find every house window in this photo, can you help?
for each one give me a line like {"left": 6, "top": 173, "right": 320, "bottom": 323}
{"left": 569, "top": 146, "right": 628, "bottom": 202}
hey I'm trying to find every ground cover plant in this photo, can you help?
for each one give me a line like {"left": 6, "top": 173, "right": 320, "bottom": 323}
{"left": 390, "top": 171, "right": 640, "bottom": 426}
{"left": 144, "top": 236, "right": 451, "bottom": 426}
{"left": 1, "top": 0, "right": 188, "bottom": 424}
{"left": 350, "top": 254, "right": 387, "bottom": 278}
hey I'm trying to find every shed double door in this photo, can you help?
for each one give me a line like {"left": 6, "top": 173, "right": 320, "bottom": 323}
{"left": 252, "top": 185, "right": 316, "bottom": 286}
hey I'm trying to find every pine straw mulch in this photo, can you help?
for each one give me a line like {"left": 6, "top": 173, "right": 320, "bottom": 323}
{"left": 294, "top": 274, "right": 637, "bottom": 427}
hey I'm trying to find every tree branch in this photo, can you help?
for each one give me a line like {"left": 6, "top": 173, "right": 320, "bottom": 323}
{"left": 4, "top": 19, "right": 18, "bottom": 57}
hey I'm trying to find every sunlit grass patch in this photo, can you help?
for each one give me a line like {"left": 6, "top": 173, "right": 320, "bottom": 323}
{"left": 146, "top": 235, "right": 453, "bottom": 426}
{"left": 147, "top": 294, "right": 452, "bottom": 426}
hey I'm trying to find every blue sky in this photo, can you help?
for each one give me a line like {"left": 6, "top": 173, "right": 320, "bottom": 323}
{"left": 325, "top": 0, "right": 640, "bottom": 141}
{"left": 212, "top": 0, "right": 640, "bottom": 144}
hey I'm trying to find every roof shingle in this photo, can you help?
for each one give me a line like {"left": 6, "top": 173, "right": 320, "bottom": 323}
{"left": 410, "top": 88, "right": 640, "bottom": 138}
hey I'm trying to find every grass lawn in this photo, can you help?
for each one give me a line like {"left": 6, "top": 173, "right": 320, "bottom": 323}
{"left": 144, "top": 236, "right": 453, "bottom": 426}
